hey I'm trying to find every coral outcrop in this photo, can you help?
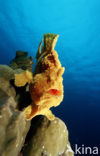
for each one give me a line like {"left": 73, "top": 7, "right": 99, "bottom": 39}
{"left": 0, "top": 96, "right": 30, "bottom": 156}
{"left": 9, "top": 51, "right": 33, "bottom": 72}
{"left": 0, "top": 65, "right": 16, "bottom": 98}
{"left": 0, "top": 34, "right": 74, "bottom": 156}
{"left": 23, "top": 117, "right": 73, "bottom": 156}
{"left": 0, "top": 65, "right": 30, "bottom": 156}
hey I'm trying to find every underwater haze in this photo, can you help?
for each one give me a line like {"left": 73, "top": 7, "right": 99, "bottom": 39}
{"left": 0, "top": 0, "right": 100, "bottom": 153}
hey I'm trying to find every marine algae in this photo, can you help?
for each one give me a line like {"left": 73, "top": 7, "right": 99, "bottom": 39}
{"left": 14, "top": 33, "right": 65, "bottom": 120}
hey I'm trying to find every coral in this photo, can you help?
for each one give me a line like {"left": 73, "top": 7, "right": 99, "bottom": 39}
{"left": 0, "top": 65, "right": 16, "bottom": 98}
{"left": 0, "top": 34, "right": 73, "bottom": 156}
{"left": 23, "top": 117, "right": 74, "bottom": 156}
{"left": 9, "top": 51, "right": 33, "bottom": 72}
{"left": 0, "top": 65, "right": 31, "bottom": 156}
{"left": 0, "top": 96, "right": 30, "bottom": 156}
{"left": 14, "top": 33, "right": 65, "bottom": 120}
{"left": 0, "top": 65, "right": 14, "bottom": 80}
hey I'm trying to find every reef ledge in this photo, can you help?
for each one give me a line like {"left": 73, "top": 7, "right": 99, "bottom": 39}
{"left": 0, "top": 33, "right": 74, "bottom": 156}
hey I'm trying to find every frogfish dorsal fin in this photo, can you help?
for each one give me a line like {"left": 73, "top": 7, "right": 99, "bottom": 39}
{"left": 43, "top": 33, "right": 59, "bottom": 52}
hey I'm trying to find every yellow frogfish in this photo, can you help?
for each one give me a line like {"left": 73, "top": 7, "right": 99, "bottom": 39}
{"left": 15, "top": 33, "right": 65, "bottom": 120}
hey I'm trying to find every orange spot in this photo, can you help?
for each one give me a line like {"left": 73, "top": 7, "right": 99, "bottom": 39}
{"left": 47, "top": 89, "right": 62, "bottom": 96}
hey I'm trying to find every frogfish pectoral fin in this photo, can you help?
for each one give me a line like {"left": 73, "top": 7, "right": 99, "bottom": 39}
{"left": 24, "top": 105, "right": 55, "bottom": 120}
{"left": 24, "top": 105, "right": 38, "bottom": 120}
{"left": 43, "top": 109, "right": 55, "bottom": 120}
{"left": 14, "top": 70, "right": 33, "bottom": 87}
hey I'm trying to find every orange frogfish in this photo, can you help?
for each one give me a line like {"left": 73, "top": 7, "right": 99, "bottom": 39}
{"left": 15, "top": 33, "right": 65, "bottom": 120}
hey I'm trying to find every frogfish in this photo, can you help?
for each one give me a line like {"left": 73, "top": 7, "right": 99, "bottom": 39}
{"left": 15, "top": 33, "right": 65, "bottom": 120}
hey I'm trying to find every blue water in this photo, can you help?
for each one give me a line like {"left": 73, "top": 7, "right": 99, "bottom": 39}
{"left": 0, "top": 0, "right": 100, "bottom": 153}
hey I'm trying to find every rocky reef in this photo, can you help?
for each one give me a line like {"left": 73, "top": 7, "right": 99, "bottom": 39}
{"left": 0, "top": 34, "right": 74, "bottom": 156}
